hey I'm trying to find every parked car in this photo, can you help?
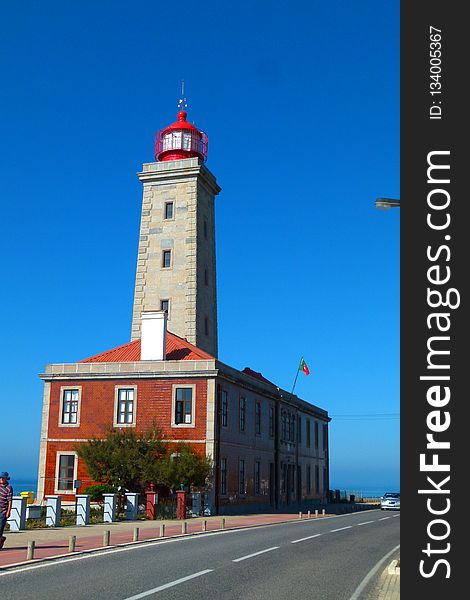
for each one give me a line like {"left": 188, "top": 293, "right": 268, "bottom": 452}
{"left": 380, "top": 492, "right": 400, "bottom": 510}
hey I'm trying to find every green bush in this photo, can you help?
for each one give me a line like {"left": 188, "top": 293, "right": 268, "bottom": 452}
{"left": 81, "top": 483, "right": 118, "bottom": 502}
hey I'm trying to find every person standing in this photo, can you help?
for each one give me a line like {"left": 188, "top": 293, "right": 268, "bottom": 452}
{"left": 0, "top": 471, "right": 13, "bottom": 550}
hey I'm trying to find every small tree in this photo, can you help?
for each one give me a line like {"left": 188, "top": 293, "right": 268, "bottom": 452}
{"left": 161, "top": 443, "right": 213, "bottom": 492}
{"left": 76, "top": 425, "right": 166, "bottom": 492}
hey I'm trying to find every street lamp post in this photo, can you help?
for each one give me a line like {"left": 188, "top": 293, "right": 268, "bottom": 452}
{"left": 375, "top": 198, "right": 400, "bottom": 210}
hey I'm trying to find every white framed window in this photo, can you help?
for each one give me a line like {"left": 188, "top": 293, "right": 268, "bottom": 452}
{"left": 59, "top": 386, "right": 81, "bottom": 427}
{"left": 55, "top": 452, "right": 78, "bottom": 494}
{"left": 114, "top": 386, "right": 137, "bottom": 427}
{"left": 171, "top": 384, "right": 196, "bottom": 428}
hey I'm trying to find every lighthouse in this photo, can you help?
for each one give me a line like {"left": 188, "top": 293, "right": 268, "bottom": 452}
{"left": 130, "top": 94, "right": 221, "bottom": 357}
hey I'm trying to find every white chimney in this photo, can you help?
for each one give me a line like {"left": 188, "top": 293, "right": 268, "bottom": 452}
{"left": 140, "top": 311, "right": 167, "bottom": 361}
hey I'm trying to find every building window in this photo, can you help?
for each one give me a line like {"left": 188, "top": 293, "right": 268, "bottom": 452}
{"left": 255, "top": 461, "right": 261, "bottom": 495}
{"left": 282, "top": 463, "right": 287, "bottom": 494}
{"left": 162, "top": 249, "right": 172, "bottom": 268}
{"left": 315, "top": 465, "right": 320, "bottom": 493}
{"left": 57, "top": 454, "right": 75, "bottom": 491}
{"left": 269, "top": 405, "right": 274, "bottom": 438}
{"left": 220, "top": 458, "right": 227, "bottom": 495}
{"left": 314, "top": 421, "right": 319, "bottom": 450}
{"left": 281, "top": 411, "right": 286, "bottom": 440}
{"left": 307, "top": 464, "right": 311, "bottom": 493}
{"left": 306, "top": 419, "right": 311, "bottom": 448}
{"left": 204, "top": 268, "right": 208, "bottom": 285}
{"left": 204, "top": 316, "right": 209, "bottom": 336}
{"left": 61, "top": 389, "right": 79, "bottom": 425}
{"left": 239, "top": 459, "right": 246, "bottom": 495}
{"left": 117, "top": 388, "right": 135, "bottom": 425}
{"left": 175, "top": 387, "right": 193, "bottom": 424}
{"left": 239, "top": 397, "right": 246, "bottom": 432}
{"left": 255, "top": 401, "right": 261, "bottom": 435}
{"left": 323, "top": 424, "right": 328, "bottom": 451}
{"left": 297, "top": 416, "right": 302, "bottom": 444}
{"left": 204, "top": 219, "right": 208, "bottom": 239}
{"left": 164, "top": 201, "right": 174, "bottom": 220}
{"left": 290, "top": 414, "right": 295, "bottom": 442}
{"left": 160, "top": 299, "right": 169, "bottom": 314}
{"left": 221, "top": 390, "right": 228, "bottom": 427}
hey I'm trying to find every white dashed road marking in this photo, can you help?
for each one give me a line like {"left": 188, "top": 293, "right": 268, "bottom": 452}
{"left": 122, "top": 569, "right": 214, "bottom": 599}
{"left": 232, "top": 547, "right": 279, "bottom": 562}
{"left": 291, "top": 534, "right": 322, "bottom": 544}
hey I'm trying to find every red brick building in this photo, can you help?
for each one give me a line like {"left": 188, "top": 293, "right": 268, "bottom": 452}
{"left": 37, "top": 312, "right": 330, "bottom": 513}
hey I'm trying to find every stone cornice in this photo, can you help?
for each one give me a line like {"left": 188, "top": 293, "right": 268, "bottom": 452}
{"left": 137, "top": 158, "right": 221, "bottom": 196}
{"left": 39, "top": 359, "right": 218, "bottom": 381}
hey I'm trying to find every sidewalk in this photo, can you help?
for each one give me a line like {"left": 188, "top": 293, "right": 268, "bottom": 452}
{"left": 0, "top": 512, "right": 322, "bottom": 569}
{"left": 367, "top": 558, "right": 400, "bottom": 600}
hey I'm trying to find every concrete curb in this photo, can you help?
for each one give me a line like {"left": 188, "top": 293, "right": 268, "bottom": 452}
{"left": 387, "top": 559, "right": 400, "bottom": 575}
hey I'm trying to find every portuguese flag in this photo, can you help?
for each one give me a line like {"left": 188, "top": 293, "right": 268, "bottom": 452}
{"left": 299, "top": 357, "right": 310, "bottom": 376}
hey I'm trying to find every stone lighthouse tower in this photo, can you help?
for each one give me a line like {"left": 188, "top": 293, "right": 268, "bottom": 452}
{"left": 130, "top": 95, "right": 221, "bottom": 357}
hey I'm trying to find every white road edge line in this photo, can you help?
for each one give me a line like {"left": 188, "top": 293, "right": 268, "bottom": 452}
{"left": 232, "top": 546, "right": 279, "bottom": 562}
{"left": 122, "top": 569, "right": 214, "bottom": 600}
{"left": 379, "top": 517, "right": 390, "bottom": 521}
{"left": 348, "top": 544, "right": 400, "bottom": 600}
{"left": 291, "top": 534, "right": 322, "bottom": 544}
{"left": 330, "top": 526, "right": 352, "bottom": 532}
{"left": 356, "top": 521, "right": 374, "bottom": 526}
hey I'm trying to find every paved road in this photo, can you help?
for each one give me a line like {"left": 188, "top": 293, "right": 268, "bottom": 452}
{"left": 0, "top": 511, "right": 399, "bottom": 600}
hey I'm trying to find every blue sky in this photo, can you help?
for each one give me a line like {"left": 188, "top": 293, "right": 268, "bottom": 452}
{"left": 0, "top": 0, "right": 399, "bottom": 492}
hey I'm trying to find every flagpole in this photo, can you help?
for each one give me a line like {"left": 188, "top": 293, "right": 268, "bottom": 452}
{"left": 290, "top": 356, "right": 303, "bottom": 397}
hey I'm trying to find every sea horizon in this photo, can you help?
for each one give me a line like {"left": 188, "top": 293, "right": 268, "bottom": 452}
{"left": 9, "top": 477, "right": 395, "bottom": 500}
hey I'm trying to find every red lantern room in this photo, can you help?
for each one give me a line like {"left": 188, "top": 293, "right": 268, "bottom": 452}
{"left": 155, "top": 95, "right": 208, "bottom": 163}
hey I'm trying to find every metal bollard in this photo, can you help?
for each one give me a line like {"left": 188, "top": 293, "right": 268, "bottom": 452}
{"left": 133, "top": 527, "right": 139, "bottom": 542}
{"left": 298, "top": 511, "right": 302, "bottom": 519}
{"left": 220, "top": 518, "right": 226, "bottom": 529}
{"left": 103, "top": 530, "right": 110, "bottom": 546}
{"left": 322, "top": 508, "right": 325, "bottom": 516}
{"left": 307, "top": 510, "right": 311, "bottom": 519}
{"left": 315, "top": 509, "right": 319, "bottom": 518}
{"left": 27, "top": 540, "right": 35, "bottom": 560}
{"left": 182, "top": 521, "right": 187, "bottom": 534}
{"left": 202, "top": 519, "right": 207, "bottom": 532}
{"left": 68, "top": 535, "right": 76, "bottom": 552}
{"left": 160, "top": 523, "right": 165, "bottom": 537}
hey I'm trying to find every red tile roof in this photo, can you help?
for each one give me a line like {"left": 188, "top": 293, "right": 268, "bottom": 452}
{"left": 79, "top": 331, "right": 214, "bottom": 363}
